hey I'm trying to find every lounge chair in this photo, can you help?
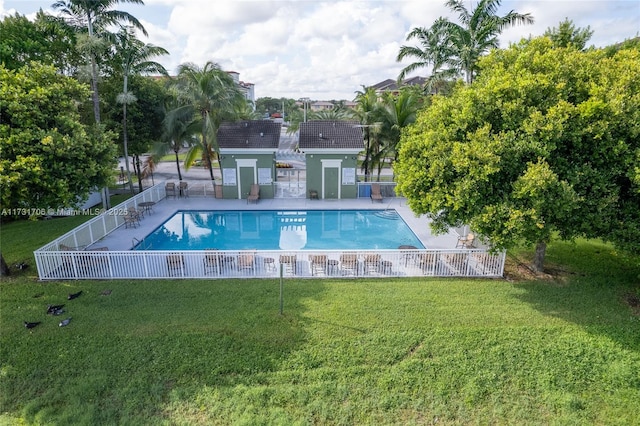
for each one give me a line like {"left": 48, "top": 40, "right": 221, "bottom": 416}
{"left": 247, "top": 184, "right": 260, "bottom": 204}
{"left": 340, "top": 253, "right": 359, "bottom": 276}
{"left": 363, "top": 253, "right": 381, "bottom": 275}
{"left": 203, "top": 249, "right": 221, "bottom": 275}
{"left": 237, "top": 251, "right": 256, "bottom": 274}
{"left": 279, "top": 254, "right": 297, "bottom": 275}
{"left": 309, "top": 254, "right": 328, "bottom": 276}
{"left": 166, "top": 253, "right": 185, "bottom": 276}
{"left": 442, "top": 252, "right": 469, "bottom": 275}
{"left": 415, "top": 252, "right": 436, "bottom": 273}
{"left": 370, "top": 183, "right": 383, "bottom": 203}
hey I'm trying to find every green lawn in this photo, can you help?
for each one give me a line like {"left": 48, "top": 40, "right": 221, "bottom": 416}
{"left": 1, "top": 216, "right": 639, "bottom": 425}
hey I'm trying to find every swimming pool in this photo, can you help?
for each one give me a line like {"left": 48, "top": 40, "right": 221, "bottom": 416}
{"left": 135, "top": 210, "right": 425, "bottom": 251}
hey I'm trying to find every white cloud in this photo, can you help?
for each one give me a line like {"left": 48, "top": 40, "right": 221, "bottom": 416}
{"left": 4, "top": 0, "right": 639, "bottom": 100}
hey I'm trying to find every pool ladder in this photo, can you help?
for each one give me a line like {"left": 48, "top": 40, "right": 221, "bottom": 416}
{"left": 132, "top": 237, "right": 152, "bottom": 250}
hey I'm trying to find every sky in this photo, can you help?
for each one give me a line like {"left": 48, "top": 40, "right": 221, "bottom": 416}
{"left": 2, "top": 0, "right": 639, "bottom": 101}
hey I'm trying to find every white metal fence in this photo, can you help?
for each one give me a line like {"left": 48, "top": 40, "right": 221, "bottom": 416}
{"left": 35, "top": 248, "right": 505, "bottom": 280}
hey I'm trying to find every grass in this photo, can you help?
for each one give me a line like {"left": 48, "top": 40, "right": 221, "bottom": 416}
{"left": 1, "top": 215, "right": 639, "bottom": 425}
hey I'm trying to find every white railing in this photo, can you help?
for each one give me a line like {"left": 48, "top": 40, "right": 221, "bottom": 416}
{"left": 34, "top": 248, "right": 505, "bottom": 280}
{"left": 34, "top": 183, "right": 167, "bottom": 271}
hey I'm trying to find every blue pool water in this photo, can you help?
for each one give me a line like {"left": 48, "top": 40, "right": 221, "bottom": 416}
{"left": 135, "top": 210, "right": 425, "bottom": 251}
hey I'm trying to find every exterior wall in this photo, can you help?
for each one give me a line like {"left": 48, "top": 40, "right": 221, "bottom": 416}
{"left": 219, "top": 153, "right": 275, "bottom": 199}
{"left": 306, "top": 154, "right": 358, "bottom": 199}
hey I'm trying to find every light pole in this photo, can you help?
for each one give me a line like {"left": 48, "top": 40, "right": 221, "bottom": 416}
{"left": 299, "top": 97, "right": 310, "bottom": 122}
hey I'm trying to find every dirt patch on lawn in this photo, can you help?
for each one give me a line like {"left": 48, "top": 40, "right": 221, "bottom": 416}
{"left": 503, "top": 253, "right": 569, "bottom": 283}
{"left": 623, "top": 291, "right": 640, "bottom": 315}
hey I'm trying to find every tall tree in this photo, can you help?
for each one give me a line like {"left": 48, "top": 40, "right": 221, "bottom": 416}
{"left": 544, "top": 18, "right": 594, "bottom": 50}
{"left": 376, "top": 88, "right": 422, "bottom": 180}
{"left": 52, "top": 0, "right": 147, "bottom": 124}
{"left": 395, "top": 38, "right": 640, "bottom": 272}
{"left": 0, "top": 62, "right": 117, "bottom": 272}
{"left": 352, "top": 86, "right": 382, "bottom": 182}
{"left": 110, "top": 27, "right": 168, "bottom": 194}
{"left": 397, "top": 0, "right": 533, "bottom": 85}
{"left": 168, "top": 61, "right": 245, "bottom": 183}
{"left": 156, "top": 97, "right": 198, "bottom": 182}
{"left": 52, "top": 0, "right": 147, "bottom": 208}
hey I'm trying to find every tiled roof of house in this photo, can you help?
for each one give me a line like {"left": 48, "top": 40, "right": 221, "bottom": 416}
{"left": 299, "top": 121, "right": 364, "bottom": 150}
{"left": 369, "top": 76, "right": 427, "bottom": 91}
{"left": 217, "top": 120, "right": 281, "bottom": 149}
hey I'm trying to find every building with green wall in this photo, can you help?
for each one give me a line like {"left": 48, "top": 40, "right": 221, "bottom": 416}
{"left": 217, "top": 120, "right": 281, "bottom": 200}
{"left": 299, "top": 121, "right": 364, "bottom": 199}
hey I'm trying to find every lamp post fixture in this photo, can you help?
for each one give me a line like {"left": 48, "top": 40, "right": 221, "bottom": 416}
{"left": 299, "top": 97, "right": 310, "bottom": 122}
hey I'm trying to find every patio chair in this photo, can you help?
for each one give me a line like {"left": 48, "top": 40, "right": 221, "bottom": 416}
{"left": 165, "top": 182, "right": 176, "bottom": 198}
{"left": 247, "top": 184, "right": 260, "bottom": 204}
{"left": 340, "top": 253, "right": 359, "bottom": 276}
{"left": 309, "top": 254, "right": 328, "bottom": 276}
{"left": 178, "top": 181, "right": 189, "bottom": 198}
{"left": 123, "top": 210, "right": 140, "bottom": 228}
{"left": 166, "top": 253, "right": 185, "bottom": 276}
{"left": 363, "top": 253, "right": 381, "bottom": 275}
{"left": 279, "top": 254, "right": 297, "bottom": 275}
{"left": 370, "top": 183, "right": 383, "bottom": 203}
{"left": 455, "top": 233, "right": 475, "bottom": 249}
{"left": 128, "top": 206, "right": 144, "bottom": 220}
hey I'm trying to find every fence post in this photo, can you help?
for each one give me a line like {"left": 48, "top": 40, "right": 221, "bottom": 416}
{"left": 279, "top": 263, "right": 284, "bottom": 315}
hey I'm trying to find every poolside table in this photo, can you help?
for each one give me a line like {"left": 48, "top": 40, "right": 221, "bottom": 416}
{"left": 139, "top": 201, "right": 155, "bottom": 214}
{"left": 399, "top": 245, "right": 418, "bottom": 266}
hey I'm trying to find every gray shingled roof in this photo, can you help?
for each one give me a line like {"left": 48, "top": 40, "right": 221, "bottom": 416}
{"left": 299, "top": 121, "right": 364, "bottom": 150}
{"left": 369, "top": 76, "right": 427, "bottom": 91}
{"left": 217, "top": 120, "right": 281, "bottom": 149}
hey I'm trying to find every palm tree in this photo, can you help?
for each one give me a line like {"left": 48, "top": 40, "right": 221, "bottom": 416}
{"left": 352, "top": 86, "right": 383, "bottom": 182}
{"left": 376, "top": 89, "right": 421, "bottom": 180}
{"left": 397, "top": 0, "right": 533, "bottom": 85}
{"left": 112, "top": 27, "right": 168, "bottom": 194}
{"left": 156, "top": 98, "right": 198, "bottom": 182}
{"left": 168, "top": 61, "right": 245, "bottom": 183}
{"left": 52, "top": 0, "right": 147, "bottom": 123}
{"left": 310, "top": 107, "right": 352, "bottom": 121}
{"left": 53, "top": 0, "right": 147, "bottom": 208}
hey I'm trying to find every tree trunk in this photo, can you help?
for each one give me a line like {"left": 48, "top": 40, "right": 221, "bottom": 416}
{"left": 532, "top": 240, "right": 547, "bottom": 273}
{"left": 122, "top": 75, "right": 135, "bottom": 195}
{"left": 86, "top": 15, "right": 110, "bottom": 210}
{"left": 0, "top": 253, "right": 10, "bottom": 277}
{"left": 174, "top": 149, "right": 183, "bottom": 181}
{"left": 201, "top": 122, "right": 216, "bottom": 182}
{"left": 135, "top": 154, "right": 143, "bottom": 193}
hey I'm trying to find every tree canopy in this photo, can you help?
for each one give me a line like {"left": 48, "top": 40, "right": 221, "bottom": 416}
{"left": 0, "top": 11, "right": 81, "bottom": 74}
{"left": 0, "top": 62, "right": 117, "bottom": 212}
{"left": 395, "top": 38, "right": 640, "bottom": 271}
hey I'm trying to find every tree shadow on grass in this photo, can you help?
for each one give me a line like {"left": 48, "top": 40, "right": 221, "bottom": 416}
{"left": 510, "top": 240, "right": 640, "bottom": 351}
{"left": 1, "top": 278, "right": 326, "bottom": 425}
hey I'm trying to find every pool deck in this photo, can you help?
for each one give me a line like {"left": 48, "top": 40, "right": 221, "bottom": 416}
{"left": 89, "top": 196, "right": 464, "bottom": 251}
